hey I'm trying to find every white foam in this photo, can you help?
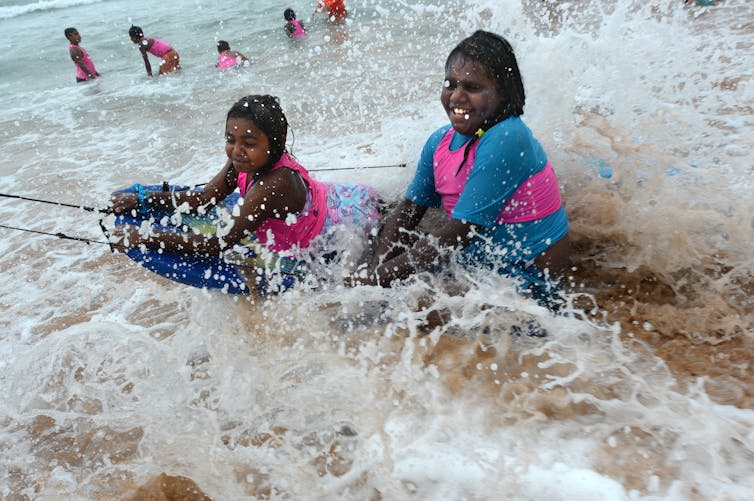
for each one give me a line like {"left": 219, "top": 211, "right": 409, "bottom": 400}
{"left": 0, "top": 0, "right": 753, "bottom": 498}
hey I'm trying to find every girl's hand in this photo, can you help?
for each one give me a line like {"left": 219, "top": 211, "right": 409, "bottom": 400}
{"left": 109, "top": 192, "right": 139, "bottom": 215}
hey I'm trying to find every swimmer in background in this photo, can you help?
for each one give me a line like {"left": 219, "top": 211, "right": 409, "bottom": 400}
{"left": 64, "top": 27, "right": 100, "bottom": 83}
{"left": 284, "top": 8, "right": 308, "bottom": 38}
{"left": 215, "top": 40, "right": 249, "bottom": 70}
{"left": 313, "top": 0, "right": 347, "bottom": 23}
{"left": 128, "top": 25, "right": 181, "bottom": 77}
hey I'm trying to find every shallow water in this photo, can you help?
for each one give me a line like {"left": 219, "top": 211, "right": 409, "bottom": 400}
{"left": 0, "top": 0, "right": 752, "bottom": 499}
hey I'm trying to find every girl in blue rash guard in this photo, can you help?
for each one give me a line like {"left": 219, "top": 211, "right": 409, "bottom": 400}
{"left": 348, "top": 31, "right": 569, "bottom": 307}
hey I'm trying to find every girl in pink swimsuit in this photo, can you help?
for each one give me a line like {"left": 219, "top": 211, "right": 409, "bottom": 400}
{"left": 215, "top": 40, "right": 249, "bottom": 70}
{"left": 128, "top": 25, "right": 181, "bottom": 76}
{"left": 284, "top": 8, "right": 308, "bottom": 39}
{"left": 349, "top": 31, "right": 569, "bottom": 307}
{"left": 110, "top": 95, "right": 381, "bottom": 293}
{"left": 64, "top": 27, "right": 100, "bottom": 82}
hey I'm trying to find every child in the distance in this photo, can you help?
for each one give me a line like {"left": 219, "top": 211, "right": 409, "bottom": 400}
{"left": 64, "top": 27, "right": 100, "bottom": 82}
{"left": 128, "top": 25, "right": 181, "bottom": 76}
{"left": 283, "top": 8, "right": 308, "bottom": 38}
{"left": 215, "top": 40, "right": 249, "bottom": 70}
{"left": 110, "top": 95, "right": 381, "bottom": 292}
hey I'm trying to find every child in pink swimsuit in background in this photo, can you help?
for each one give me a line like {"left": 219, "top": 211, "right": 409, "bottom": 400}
{"left": 64, "top": 27, "right": 100, "bottom": 83}
{"left": 284, "top": 8, "right": 308, "bottom": 38}
{"left": 128, "top": 25, "right": 181, "bottom": 76}
{"left": 215, "top": 40, "right": 249, "bottom": 70}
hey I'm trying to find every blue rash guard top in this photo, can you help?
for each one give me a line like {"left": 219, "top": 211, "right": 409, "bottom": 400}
{"left": 406, "top": 117, "right": 568, "bottom": 287}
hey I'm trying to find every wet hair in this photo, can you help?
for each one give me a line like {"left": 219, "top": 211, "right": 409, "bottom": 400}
{"left": 446, "top": 30, "right": 526, "bottom": 124}
{"left": 284, "top": 8, "right": 296, "bottom": 21}
{"left": 226, "top": 95, "right": 289, "bottom": 179}
{"left": 217, "top": 40, "right": 230, "bottom": 53}
{"left": 128, "top": 25, "right": 144, "bottom": 39}
{"left": 446, "top": 31, "right": 526, "bottom": 174}
{"left": 64, "top": 27, "right": 77, "bottom": 40}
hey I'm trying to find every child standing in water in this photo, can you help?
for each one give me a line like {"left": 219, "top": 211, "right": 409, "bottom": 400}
{"left": 128, "top": 25, "right": 181, "bottom": 76}
{"left": 64, "top": 27, "right": 100, "bottom": 82}
{"left": 283, "top": 8, "right": 308, "bottom": 38}
{"left": 215, "top": 41, "right": 249, "bottom": 70}
{"left": 110, "top": 95, "right": 381, "bottom": 291}
{"left": 349, "top": 31, "right": 569, "bottom": 306}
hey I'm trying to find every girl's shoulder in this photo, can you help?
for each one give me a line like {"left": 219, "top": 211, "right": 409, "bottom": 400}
{"left": 256, "top": 165, "right": 305, "bottom": 192}
{"left": 248, "top": 167, "right": 309, "bottom": 211}
{"left": 478, "top": 116, "right": 546, "bottom": 162}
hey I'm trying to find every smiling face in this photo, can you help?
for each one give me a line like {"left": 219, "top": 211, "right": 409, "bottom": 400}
{"left": 441, "top": 56, "right": 505, "bottom": 136}
{"left": 225, "top": 118, "right": 272, "bottom": 174}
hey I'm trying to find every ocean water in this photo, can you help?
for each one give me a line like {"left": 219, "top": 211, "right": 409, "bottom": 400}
{"left": 0, "top": 0, "right": 753, "bottom": 499}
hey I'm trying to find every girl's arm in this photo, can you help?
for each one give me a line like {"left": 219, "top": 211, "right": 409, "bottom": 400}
{"left": 139, "top": 39, "right": 153, "bottom": 76}
{"left": 140, "top": 50, "right": 152, "bottom": 76}
{"left": 109, "top": 159, "right": 236, "bottom": 215}
{"left": 115, "top": 166, "right": 307, "bottom": 257}
{"left": 232, "top": 50, "right": 249, "bottom": 62}
{"left": 210, "top": 167, "right": 306, "bottom": 252}
{"left": 355, "top": 203, "right": 476, "bottom": 286}
{"left": 366, "top": 198, "right": 426, "bottom": 268}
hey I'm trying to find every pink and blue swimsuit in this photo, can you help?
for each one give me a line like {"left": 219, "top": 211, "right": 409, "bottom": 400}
{"left": 406, "top": 118, "right": 568, "bottom": 292}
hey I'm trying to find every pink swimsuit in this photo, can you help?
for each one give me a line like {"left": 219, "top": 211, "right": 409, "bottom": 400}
{"left": 433, "top": 128, "right": 562, "bottom": 223}
{"left": 288, "top": 19, "right": 307, "bottom": 38}
{"left": 141, "top": 37, "right": 172, "bottom": 57}
{"left": 237, "top": 153, "right": 328, "bottom": 252}
{"left": 216, "top": 51, "right": 239, "bottom": 70}
{"left": 70, "top": 45, "right": 97, "bottom": 80}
